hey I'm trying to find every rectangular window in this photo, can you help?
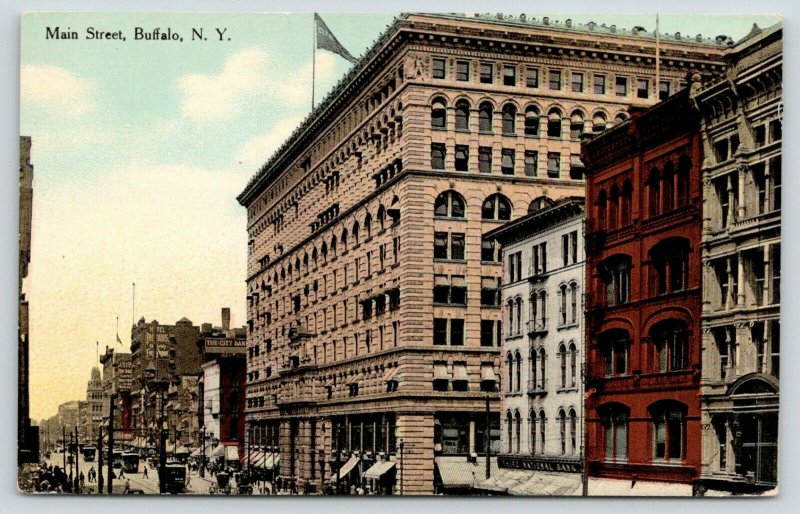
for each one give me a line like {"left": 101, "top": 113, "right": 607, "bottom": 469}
{"left": 571, "top": 72, "right": 584, "bottom": 93}
{"left": 432, "top": 58, "right": 446, "bottom": 79}
{"left": 526, "top": 67, "right": 539, "bottom": 88}
{"left": 562, "top": 234, "right": 569, "bottom": 267}
{"left": 434, "top": 232, "right": 448, "bottom": 260}
{"left": 503, "top": 64, "right": 516, "bottom": 86}
{"left": 451, "top": 233, "right": 465, "bottom": 260}
{"left": 501, "top": 149, "right": 515, "bottom": 175}
{"left": 480, "top": 320, "right": 499, "bottom": 347}
{"left": 455, "top": 145, "right": 469, "bottom": 172}
{"left": 754, "top": 125, "right": 766, "bottom": 147}
{"left": 659, "top": 81, "right": 671, "bottom": 101}
{"left": 524, "top": 151, "right": 538, "bottom": 177}
{"left": 433, "top": 318, "right": 448, "bottom": 345}
{"left": 547, "top": 152, "right": 561, "bottom": 178}
{"left": 451, "top": 276, "right": 467, "bottom": 305}
{"left": 481, "top": 277, "right": 500, "bottom": 306}
{"left": 450, "top": 319, "right": 465, "bottom": 346}
{"left": 478, "top": 147, "right": 492, "bottom": 174}
{"left": 481, "top": 238, "right": 499, "bottom": 262}
{"left": 434, "top": 232, "right": 465, "bottom": 260}
{"left": 616, "top": 76, "right": 628, "bottom": 97}
{"left": 433, "top": 274, "right": 450, "bottom": 304}
{"left": 594, "top": 74, "right": 606, "bottom": 95}
{"left": 769, "top": 119, "right": 782, "bottom": 142}
{"left": 431, "top": 143, "right": 446, "bottom": 170}
{"left": 480, "top": 62, "right": 493, "bottom": 84}
{"left": 549, "top": 69, "right": 562, "bottom": 90}
{"left": 456, "top": 61, "right": 470, "bottom": 81}
{"left": 637, "top": 79, "right": 649, "bottom": 99}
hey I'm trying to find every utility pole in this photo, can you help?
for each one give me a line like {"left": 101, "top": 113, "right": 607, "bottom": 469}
{"left": 74, "top": 426, "right": 80, "bottom": 494}
{"left": 97, "top": 427, "right": 104, "bottom": 495}
{"left": 159, "top": 390, "right": 167, "bottom": 494}
{"left": 335, "top": 424, "right": 341, "bottom": 495}
{"left": 69, "top": 429, "right": 74, "bottom": 488}
{"left": 107, "top": 393, "right": 115, "bottom": 494}
{"left": 485, "top": 394, "right": 491, "bottom": 480}
{"left": 200, "top": 428, "right": 206, "bottom": 478}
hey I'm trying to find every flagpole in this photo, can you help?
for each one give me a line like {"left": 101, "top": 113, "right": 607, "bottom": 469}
{"left": 312, "top": 13, "right": 316, "bottom": 110}
{"left": 132, "top": 282, "right": 136, "bottom": 329}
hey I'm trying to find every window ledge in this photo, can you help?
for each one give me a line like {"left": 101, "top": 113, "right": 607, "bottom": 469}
{"left": 433, "top": 216, "right": 467, "bottom": 221}
{"left": 434, "top": 259, "right": 468, "bottom": 264}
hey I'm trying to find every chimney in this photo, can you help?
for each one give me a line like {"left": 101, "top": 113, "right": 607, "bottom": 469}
{"left": 221, "top": 308, "right": 231, "bottom": 331}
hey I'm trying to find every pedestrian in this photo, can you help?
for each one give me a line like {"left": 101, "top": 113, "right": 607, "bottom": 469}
{"left": 119, "top": 467, "right": 125, "bottom": 479}
{"left": 79, "top": 471, "right": 85, "bottom": 488}
{"left": 123, "top": 479, "right": 130, "bottom": 495}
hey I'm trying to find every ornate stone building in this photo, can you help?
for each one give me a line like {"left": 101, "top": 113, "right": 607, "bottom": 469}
{"left": 84, "top": 367, "right": 104, "bottom": 443}
{"left": 100, "top": 347, "right": 132, "bottom": 444}
{"left": 693, "top": 23, "right": 781, "bottom": 493}
{"left": 238, "top": 13, "right": 728, "bottom": 494}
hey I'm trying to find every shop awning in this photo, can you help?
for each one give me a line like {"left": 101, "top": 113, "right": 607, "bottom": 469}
{"left": 588, "top": 477, "right": 693, "bottom": 497}
{"left": 174, "top": 445, "right": 190, "bottom": 455}
{"left": 363, "top": 458, "right": 396, "bottom": 480}
{"left": 225, "top": 445, "right": 240, "bottom": 461}
{"left": 434, "top": 456, "right": 499, "bottom": 489}
{"left": 247, "top": 450, "right": 264, "bottom": 467}
{"left": 262, "top": 452, "right": 281, "bottom": 470}
{"left": 209, "top": 444, "right": 225, "bottom": 458}
{"left": 330, "top": 455, "right": 360, "bottom": 482}
{"left": 477, "top": 468, "right": 582, "bottom": 496}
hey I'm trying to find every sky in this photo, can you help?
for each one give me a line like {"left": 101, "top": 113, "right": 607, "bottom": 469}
{"left": 20, "top": 12, "right": 781, "bottom": 421}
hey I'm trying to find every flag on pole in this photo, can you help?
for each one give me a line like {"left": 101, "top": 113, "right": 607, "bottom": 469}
{"left": 116, "top": 333, "right": 122, "bottom": 345}
{"left": 315, "top": 13, "right": 358, "bottom": 64}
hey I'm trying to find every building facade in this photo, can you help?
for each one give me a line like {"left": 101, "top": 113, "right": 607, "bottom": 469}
{"left": 197, "top": 308, "right": 247, "bottom": 462}
{"left": 693, "top": 24, "right": 781, "bottom": 492}
{"left": 84, "top": 367, "right": 104, "bottom": 443}
{"left": 238, "top": 13, "right": 728, "bottom": 494}
{"left": 18, "top": 136, "right": 38, "bottom": 464}
{"left": 99, "top": 347, "right": 133, "bottom": 443}
{"left": 582, "top": 88, "right": 704, "bottom": 485}
{"left": 482, "top": 197, "right": 585, "bottom": 494}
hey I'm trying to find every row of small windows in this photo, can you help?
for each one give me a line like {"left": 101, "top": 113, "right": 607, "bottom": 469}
{"left": 430, "top": 58, "right": 672, "bottom": 101}
{"left": 506, "top": 342, "right": 578, "bottom": 394}
{"left": 431, "top": 143, "right": 578, "bottom": 179}
{"left": 431, "top": 98, "right": 621, "bottom": 138}
{"left": 433, "top": 191, "right": 513, "bottom": 221}
{"left": 599, "top": 400, "right": 688, "bottom": 463}
{"left": 595, "top": 319, "right": 690, "bottom": 378}
{"left": 505, "top": 407, "right": 579, "bottom": 456}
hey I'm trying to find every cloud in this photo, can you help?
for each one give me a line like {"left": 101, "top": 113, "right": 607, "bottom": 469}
{"left": 177, "top": 47, "right": 271, "bottom": 122}
{"left": 236, "top": 114, "right": 305, "bottom": 171}
{"left": 20, "top": 64, "right": 96, "bottom": 115}
{"left": 275, "top": 52, "right": 336, "bottom": 107}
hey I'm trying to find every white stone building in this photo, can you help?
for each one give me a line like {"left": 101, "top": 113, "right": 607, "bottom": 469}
{"left": 484, "top": 196, "right": 585, "bottom": 485}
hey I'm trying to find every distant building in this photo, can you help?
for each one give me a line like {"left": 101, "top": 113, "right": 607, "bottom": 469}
{"left": 582, "top": 87, "right": 704, "bottom": 487}
{"left": 166, "top": 375, "right": 200, "bottom": 450}
{"left": 197, "top": 308, "right": 247, "bottom": 465}
{"left": 693, "top": 23, "right": 781, "bottom": 493}
{"left": 18, "top": 136, "right": 37, "bottom": 464}
{"left": 481, "top": 197, "right": 585, "bottom": 494}
{"left": 83, "top": 367, "right": 103, "bottom": 443}
{"left": 99, "top": 347, "right": 132, "bottom": 444}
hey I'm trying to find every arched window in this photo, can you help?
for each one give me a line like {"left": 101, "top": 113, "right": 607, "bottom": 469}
{"left": 569, "top": 342, "right": 577, "bottom": 388}
{"left": 377, "top": 205, "right": 386, "bottom": 231}
{"left": 662, "top": 161, "right": 675, "bottom": 212}
{"left": 651, "top": 319, "right": 689, "bottom": 372}
{"left": 614, "top": 112, "right": 628, "bottom": 125}
{"left": 524, "top": 106, "right": 540, "bottom": 136}
{"left": 434, "top": 190, "right": 466, "bottom": 218}
{"left": 311, "top": 248, "right": 318, "bottom": 269}
{"left": 507, "top": 300, "right": 514, "bottom": 334}
{"left": 559, "top": 343, "right": 567, "bottom": 388}
{"left": 676, "top": 156, "right": 691, "bottom": 207}
{"left": 558, "top": 408, "right": 567, "bottom": 455}
{"left": 599, "top": 329, "right": 630, "bottom": 377}
{"left": 506, "top": 353, "right": 514, "bottom": 393}
{"left": 330, "top": 235, "right": 338, "bottom": 257}
{"left": 528, "top": 196, "right": 554, "bottom": 213}
{"left": 539, "top": 348, "right": 546, "bottom": 389}
{"left": 502, "top": 104, "right": 517, "bottom": 134}
{"left": 515, "top": 411, "right": 522, "bottom": 454}
{"left": 570, "top": 283, "right": 578, "bottom": 325}
{"left": 620, "top": 179, "right": 633, "bottom": 226}
{"left": 547, "top": 108, "right": 562, "bottom": 138}
{"left": 506, "top": 411, "right": 514, "bottom": 453}
{"left": 599, "top": 403, "right": 629, "bottom": 462}
{"left": 340, "top": 229, "right": 348, "bottom": 251}
{"left": 530, "top": 347, "right": 538, "bottom": 392}
{"left": 364, "top": 213, "right": 372, "bottom": 239}
{"left": 569, "top": 408, "right": 578, "bottom": 455}
{"left": 529, "top": 410, "right": 537, "bottom": 454}
{"left": 515, "top": 351, "right": 522, "bottom": 393}
{"left": 539, "top": 410, "right": 546, "bottom": 454}
{"left": 538, "top": 290, "right": 547, "bottom": 327}
{"left": 650, "top": 401, "right": 687, "bottom": 462}
{"left": 482, "top": 193, "right": 512, "bottom": 220}
{"left": 352, "top": 221, "right": 360, "bottom": 245}
{"left": 515, "top": 297, "right": 522, "bottom": 336}
{"left": 597, "top": 189, "right": 607, "bottom": 230}
{"left": 287, "top": 263, "right": 293, "bottom": 281}
{"left": 593, "top": 112, "right": 607, "bottom": 133}
{"left": 302, "top": 253, "right": 309, "bottom": 274}
{"left": 649, "top": 237, "right": 690, "bottom": 295}
{"left": 455, "top": 100, "right": 470, "bottom": 131}
{"left": 608, "top": 184, "right": 619, "bottom": 230}
{"left": 648, "top": 167, "right": 661, "bottom": 217}
{"left": 479, "top": 102, "right": 494, "bottom": 132}
{"left": 431, "top": 97, "right": 447, "bottom": 129}
{"left": 321, "top": 242, "right": 328, "bottom": 262}
{"left": 570, "top": 110, "right": 585, "bottom": 139}
{"left": 600, "top": 255, "right": 631, "bottom": 306}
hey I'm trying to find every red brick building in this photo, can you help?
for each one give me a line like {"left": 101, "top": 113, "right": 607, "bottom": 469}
{"left": 581, "top": 86, "right": 704, "bottom": 485}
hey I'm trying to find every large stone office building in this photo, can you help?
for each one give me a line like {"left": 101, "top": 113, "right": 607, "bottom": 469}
{"left": 238, "top": 13, "right": 729, "bottom": 494}
{"left": 693, "top": 23, "right": 781, "bottom": 493}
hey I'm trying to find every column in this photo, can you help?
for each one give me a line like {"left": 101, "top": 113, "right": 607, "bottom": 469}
{"left": 396, "top": 413, "right": 434, "bottom": 495}
{"left": 763, "top": 243, "right": 771, "bottom": 307}
{"left": 737, "top": 165, "right": 746, "bottom": 220}
{"left": 736, "top": 252, "right": 745, "bottom": 308}
{"left": 726, "top": 175, "right": 736, "bottom": 225}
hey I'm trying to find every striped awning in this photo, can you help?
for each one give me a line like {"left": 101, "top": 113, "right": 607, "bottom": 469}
{"left": 330, "top": 455, "right": 360, "bottom": 482}
{"left": 363, "top": 458, "right": 396, "bottom": 480}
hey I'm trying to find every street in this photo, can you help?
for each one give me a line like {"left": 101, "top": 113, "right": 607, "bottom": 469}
{"left": 43, "top": 451, "right": 215, "bottom": 495}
